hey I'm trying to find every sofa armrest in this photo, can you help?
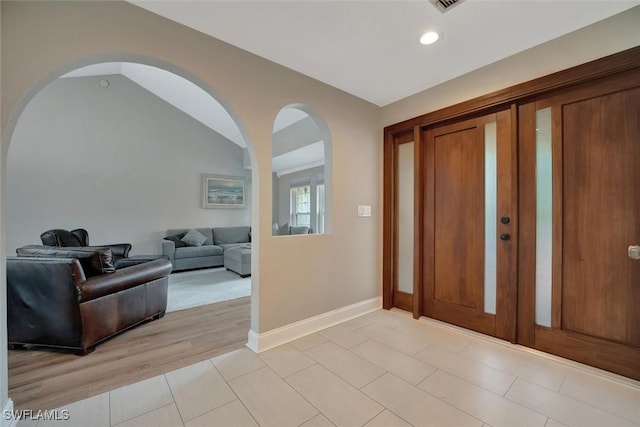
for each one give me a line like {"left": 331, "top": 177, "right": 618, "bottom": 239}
{"left": 161, "top": 240, "right": 176, "bottom": 265}
{"left": 7, "top": 257, "right": 87, "bottom": 348}
{"left": 78, "top": 258, "right": 172, "bottom": 302}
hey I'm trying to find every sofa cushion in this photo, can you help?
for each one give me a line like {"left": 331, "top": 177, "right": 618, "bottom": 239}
{"left": 290, "top": 226, "right": 311, "bottom": 235}
{"left": 167, "top": 228, "right": 213, "bottom": 246}
{"left": 16, "top": 245, "right": 115, "bottom": 277}
{"left": 174, "top": 245, "right": 223, "bottom": 259}
{"left": 213, "top": 226, "right": 251, "bottom": 245}
{"left": 182, "top": 229, "right": 208, "bottom": 247}
{"left": 164, "top": 232, "right": 187, "bottom": 248}
{"left": 219, "top": 243, "right": 251, "bottom": 251}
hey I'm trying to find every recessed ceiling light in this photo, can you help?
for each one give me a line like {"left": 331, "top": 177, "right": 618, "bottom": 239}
{"left": 420, "top": 30, "right": 440, "bottom": 45}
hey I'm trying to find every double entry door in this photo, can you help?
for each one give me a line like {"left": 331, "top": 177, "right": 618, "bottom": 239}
{"left": 387, "top": 68, "right": 640, "bottom": 379}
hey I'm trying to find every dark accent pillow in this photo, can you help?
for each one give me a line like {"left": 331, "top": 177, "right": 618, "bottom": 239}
{"left": 164, "top": 233, "right": 187, "bottom": 248}
{"left": 16, "top": 245, "right": 115, "bottom": 277}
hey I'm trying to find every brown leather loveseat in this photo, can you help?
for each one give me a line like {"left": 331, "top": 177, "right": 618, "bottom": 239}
{"left": 7, "top": 245, "right": 173, "bottom": 355}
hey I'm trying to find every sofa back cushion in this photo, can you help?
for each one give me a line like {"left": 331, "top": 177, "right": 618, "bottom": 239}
{"left": 212, "top": 226, "right": 251, "bottom": 245}
{"left": 290, "top": 226, "right": 312, "bottom": 235}
{"left": 40, "top": 229, "right": 83, "bottom": 247}
{"left": 16, "top": 245, "right": 115, "bottom": 277}
{"left": 166, "top": 228, "right": 213, "bottom": 246}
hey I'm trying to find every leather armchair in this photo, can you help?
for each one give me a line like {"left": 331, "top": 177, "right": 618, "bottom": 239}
{"left": 7, "top": 246, "right": 172, "bottom": 355}
{"left": 40, "top": 228, "right": 131, "bottom": 261}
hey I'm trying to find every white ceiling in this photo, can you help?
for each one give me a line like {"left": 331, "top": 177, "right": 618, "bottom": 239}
{"left": 63, "top": 62, "right": 309, "bottom": 147}
{"left": 130, "top": 0, "right": 638, "bottom": 107}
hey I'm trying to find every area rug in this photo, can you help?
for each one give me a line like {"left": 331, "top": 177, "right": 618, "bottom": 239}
{"left": 166, "top": 267, "right": 251, "bottom": 312}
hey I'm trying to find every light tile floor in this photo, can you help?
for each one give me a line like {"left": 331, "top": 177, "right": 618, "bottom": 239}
{"left": 17, "top": 309, "right": 640, "bottom": 427}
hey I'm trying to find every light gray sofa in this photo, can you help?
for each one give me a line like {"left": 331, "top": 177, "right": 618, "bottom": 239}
{"left": 162, "top": 226, "right": 250, "bottom": 272}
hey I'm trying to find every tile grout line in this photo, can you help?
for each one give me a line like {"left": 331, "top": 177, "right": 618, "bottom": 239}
{"left": 418, "top": 315, "right": 640, "bottom": 390}
{"left": 412, "top": 348, "right": 518, "bottom": 397}
{"left": 501, "top": 375, "right": 518, "bottom": 397}
{"left": 212, "top": 359, "right": 262, "bottom": 427}
{"left": 414, "top": 372, "right": 497, "bottom": 427}
{"left": 111, "top": 402, "right": 177, "bottom": 427}
{"left": 161, "top": 372, "right": 185, "bottom": 427}
{"left": 358, "top": 407, "right": 386, "bottom": 427}
{"left": 277, "top": 362, "right": 331, "bottom": 425}
{"left": 500, "top": 376, "right": 633, "bottom": 424}
{"left": 554, "top": 373, "right": 640, "bottom": 425}
{"left": 366, "top": 371, "right": 486, "bottom": 427}
{"left": 283, "top": 359, "right": 391, "bottom": 427}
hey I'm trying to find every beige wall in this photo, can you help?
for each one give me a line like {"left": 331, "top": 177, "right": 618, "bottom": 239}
{"left": 0, "top": 0, "right": 382, "bottom": 344}
{"left": 382, "top": 6, "right": 640, "bottom": 127}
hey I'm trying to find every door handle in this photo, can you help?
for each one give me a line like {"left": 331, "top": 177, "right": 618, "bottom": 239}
{"left": 500, "top": 233, "right": 511, "bottom": 241}
{"left": 628, "top": 245, "right": 640, "bottom": 260}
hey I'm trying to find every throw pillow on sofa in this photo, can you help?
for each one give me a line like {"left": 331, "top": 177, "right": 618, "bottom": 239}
{"left": 164, "top": 232, "right": 187, "bottom": 248}
{"left": 181, "top": 229, "right": 208, "bottom": 247}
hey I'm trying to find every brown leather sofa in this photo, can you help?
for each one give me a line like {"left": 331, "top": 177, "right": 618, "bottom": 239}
{"left": 7, "top": 245, "right": 173, "bottom": 355}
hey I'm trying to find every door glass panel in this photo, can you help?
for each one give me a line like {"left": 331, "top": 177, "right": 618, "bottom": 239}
{"left": 397, "top": 141, "right": 414, "bottom": 294}
{"left": 484, "top": 122, "right": 497, "bottom": 314}
{"left": 535, "top": 107, "right": 553, "bottom": 327}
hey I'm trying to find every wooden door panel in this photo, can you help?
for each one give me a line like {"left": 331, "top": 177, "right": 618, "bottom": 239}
{"left": 423, "top": 111, "right": 515, "bottom": 340}
{"left": 434, "top": 127, "right": 484, "bottom": 309}
{"left": 562, "top": 88, "right": 640, "bottom": 346}
{"left": 525, "top": 70, "right": 640, "bottom": 380}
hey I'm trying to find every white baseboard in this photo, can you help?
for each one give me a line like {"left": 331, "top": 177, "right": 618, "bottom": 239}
{"left": 246, "top": 296, "right": 381, "bottom": 353}
{"left": 1, "top": 399, "right": 16, "bottom": 427}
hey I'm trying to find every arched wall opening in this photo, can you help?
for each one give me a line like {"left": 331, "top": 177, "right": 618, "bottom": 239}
{"left": 271, "top": 103, "right": 333, "bottom": 236}
{"left": 1, "top": 54, "right": 260, "bottom": 401}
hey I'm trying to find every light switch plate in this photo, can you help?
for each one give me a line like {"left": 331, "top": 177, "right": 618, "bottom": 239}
{"left": 358, "top": 205, "right": 372, "bottom": 217}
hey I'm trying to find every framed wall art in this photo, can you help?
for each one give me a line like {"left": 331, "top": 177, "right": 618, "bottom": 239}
{"left": 202, "top": 174, "right": 246, "bottom": 209}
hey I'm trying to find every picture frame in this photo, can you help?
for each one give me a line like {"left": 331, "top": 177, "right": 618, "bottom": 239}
{"left": 201, "top": 174, "right": 246, "bottom": 209}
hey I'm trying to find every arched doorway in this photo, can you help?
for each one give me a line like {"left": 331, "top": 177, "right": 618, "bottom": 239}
{"left": 1, "top": 54, "right": 259, "bottom": 410}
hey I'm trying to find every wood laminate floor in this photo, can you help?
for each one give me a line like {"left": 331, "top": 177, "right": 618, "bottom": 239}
{"left": 8, "top": 296, "right": 250, "bottom": 411}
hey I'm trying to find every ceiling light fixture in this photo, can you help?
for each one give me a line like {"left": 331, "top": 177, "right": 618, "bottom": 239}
{"left": 420, "top": 30, "right": 440, "bottom": 45}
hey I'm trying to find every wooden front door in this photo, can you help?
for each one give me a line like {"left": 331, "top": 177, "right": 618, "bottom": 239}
{"left": 521, "top": 70, "right": 640, "bottom": 380}
{"left": 423, "top": 109, "right": 517, "bottom": 341}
